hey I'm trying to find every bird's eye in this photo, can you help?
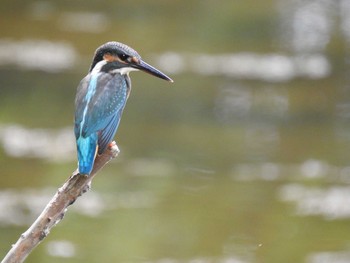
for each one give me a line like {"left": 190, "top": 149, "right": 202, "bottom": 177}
{"left": 119, "top": 54, "right": 128, "bottom": 61}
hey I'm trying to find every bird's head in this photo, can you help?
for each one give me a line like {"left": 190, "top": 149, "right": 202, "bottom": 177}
{"left": 89, "top": 41, "right": 173, "bottom": 82}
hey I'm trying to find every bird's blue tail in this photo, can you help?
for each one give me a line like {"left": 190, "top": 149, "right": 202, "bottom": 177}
{"left": 76, "top": 133, "right": 98, "bottom": 175}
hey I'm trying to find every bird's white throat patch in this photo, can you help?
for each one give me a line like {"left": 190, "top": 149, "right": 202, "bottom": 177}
{"left": 111, "top": 67, "right": 139, "bottom": 75}
{"left": 91, "top": 60, "right": 139, "bottom": 75}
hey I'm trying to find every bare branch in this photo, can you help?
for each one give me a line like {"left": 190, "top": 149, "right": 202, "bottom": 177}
{"left": 1, "top": 142, "right": 120, "bottom": 263}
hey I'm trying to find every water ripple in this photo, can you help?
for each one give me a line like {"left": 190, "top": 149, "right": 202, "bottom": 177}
{"left": 156, "top": 52, "right": 330, "bottom": 82}
{"left": 0, "top": 124, "right": 75, "bottom": 162}
{"left": 279, "top": 184, "right": 350, "bottom": 220}
{"left": 0, "top": 39, "right": 76, "bottom": 72}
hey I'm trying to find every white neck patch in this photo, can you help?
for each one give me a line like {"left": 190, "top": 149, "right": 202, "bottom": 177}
{"left": 91, "top": 60, "right": 139, "bottom": 75}
{"left": 91, "top": 60, "right": 107, "bottom": 75}
{"left": 111, "top": 67, "right": 139, "bottom": 75}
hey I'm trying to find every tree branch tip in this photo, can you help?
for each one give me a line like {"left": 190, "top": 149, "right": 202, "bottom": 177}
{"left": 111, "top": 150, "right": 119, "bottom": 158}
{"left": 109, "top": 142, "right": 120, "bottom": 157}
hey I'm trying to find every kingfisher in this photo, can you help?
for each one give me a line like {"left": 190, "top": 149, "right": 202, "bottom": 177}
{"left": 74, "top": 41, "right": 173, "bottom": 175}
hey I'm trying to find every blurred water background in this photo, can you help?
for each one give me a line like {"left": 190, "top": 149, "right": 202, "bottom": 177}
{"left": 1, "top": 0, "right": 350, "bottom": 262}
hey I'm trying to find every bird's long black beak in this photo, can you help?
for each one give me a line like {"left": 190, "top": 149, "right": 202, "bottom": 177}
{"left": 135, "top": 59, "right": 173, "bottom": 82}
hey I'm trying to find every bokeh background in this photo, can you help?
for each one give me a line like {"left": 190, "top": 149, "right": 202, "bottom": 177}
{"left": 1, "top": 0, "right": 350, "bottom": 262}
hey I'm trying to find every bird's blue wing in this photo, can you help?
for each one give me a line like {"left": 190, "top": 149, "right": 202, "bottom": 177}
{"left": 97, "top": 110, "right": 123, "bottom": 154}
{"left": 77, "top": 72, "right": 128, "bottom": 150}
{"left": 74, "top": 72, "right": 129, "bottom": 174}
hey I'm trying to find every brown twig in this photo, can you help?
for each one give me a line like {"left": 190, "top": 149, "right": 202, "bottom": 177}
{"left": 1, "top": 142, "right": 120, "bottom": 263}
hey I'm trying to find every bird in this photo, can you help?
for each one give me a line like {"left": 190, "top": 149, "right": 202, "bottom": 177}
{"left": 74, "top": 41, "right": 173, "bottom": 175}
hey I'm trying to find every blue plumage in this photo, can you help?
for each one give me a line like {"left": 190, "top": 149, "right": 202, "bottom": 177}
{"left": 75, "top": 69, "right": 129, "bottom": 175}
{"left": 74, "top": 41, "right": 173, "bottom": 175}
{"left": 76, "top": 133, "right": 98, "bottom": 175}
